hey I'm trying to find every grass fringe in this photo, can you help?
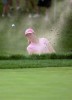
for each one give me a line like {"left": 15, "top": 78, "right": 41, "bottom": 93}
{"left": 0, "top": 53, "right": 72, "bottom": 60}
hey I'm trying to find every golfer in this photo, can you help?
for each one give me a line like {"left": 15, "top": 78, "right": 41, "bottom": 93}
{"left": 25, "top": 28, "right": 55, "bottom": 55}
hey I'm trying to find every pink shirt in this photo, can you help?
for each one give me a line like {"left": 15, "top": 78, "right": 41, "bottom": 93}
{"left": 27, "top": 38, "right": 54, "bottom": 55}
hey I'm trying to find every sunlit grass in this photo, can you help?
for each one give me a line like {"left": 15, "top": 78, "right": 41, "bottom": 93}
{"left": 0, "top": 67, "right": 72, "bottom": 100}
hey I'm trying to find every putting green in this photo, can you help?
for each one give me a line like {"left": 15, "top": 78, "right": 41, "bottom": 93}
{"left": 0, "top": 67, "right": 72, "bottom": 100}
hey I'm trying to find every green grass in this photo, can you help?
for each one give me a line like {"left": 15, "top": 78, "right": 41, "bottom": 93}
{"left": 0, "top": 1, "right": 72, "bottom": 99}
{"left": 0, "top": 67, "right": 72, "bottom": 100}
{"left": 0, "top": 59, "right": 72, "bottom": 69}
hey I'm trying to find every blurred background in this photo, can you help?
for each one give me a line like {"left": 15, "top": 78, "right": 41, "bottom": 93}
{"left": 0, "top": 0, "right": 72, "bottom": 56}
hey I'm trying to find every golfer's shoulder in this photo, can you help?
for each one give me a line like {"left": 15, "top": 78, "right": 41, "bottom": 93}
{"left": 39, "top": 38, "right": 49, "bottom": 43}
{"left": 27, "top": 44, "right": 34, "bottom": 51}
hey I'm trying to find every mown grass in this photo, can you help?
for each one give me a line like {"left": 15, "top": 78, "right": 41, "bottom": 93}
{"left": 0, "top": 59, "right": 72, "bottom": 69}
{"left": 0, "top": 1, "right": 72, "bottom": 100}
{"left": 0, "top": 67, "right": 72, "bottom": 100}
{"left": 0, "top": 53, "right": 72, "bottom": 69}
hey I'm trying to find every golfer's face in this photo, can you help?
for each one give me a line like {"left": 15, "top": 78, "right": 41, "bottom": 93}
{"left": 26, "top": 33, "right": 32, "bottom": 37}
{"left": 26, "top": 33, "right": 33, "bottom": 40}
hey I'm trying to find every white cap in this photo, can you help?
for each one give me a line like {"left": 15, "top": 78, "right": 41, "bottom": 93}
{"left": 25, "top": 28, "right": 35, "bottom": 35}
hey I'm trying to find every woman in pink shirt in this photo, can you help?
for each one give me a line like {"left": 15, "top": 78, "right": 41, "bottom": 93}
{"left": 25, "top": 28, "right": 55, "bottom": 55}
